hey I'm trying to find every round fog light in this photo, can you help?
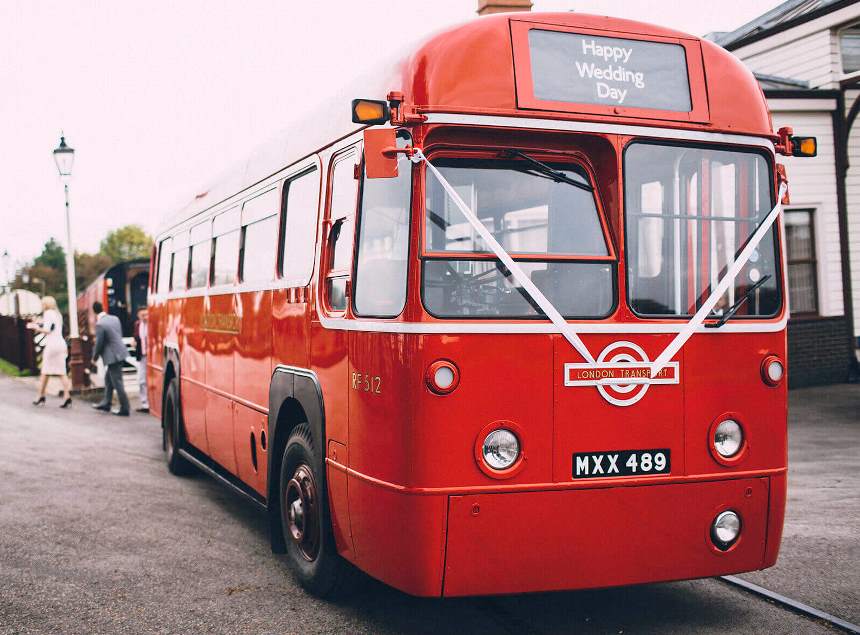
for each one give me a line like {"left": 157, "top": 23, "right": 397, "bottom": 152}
{"left": 714, "top": 419, "right": 744, "bottom": 458}
{"left": 425, "top": 360, "right": 460, "bottom": 395}
{"left": 434, "top": 366, "right": 455, "bottom": 390}
{"left": 482, "top": 429, "right": 520, "bottom": 471}
{"left": 762, "top": 356, "right": 785, "bottom": 386}
{"left": 711, "top": 510, "right": 741, "bottom": 550}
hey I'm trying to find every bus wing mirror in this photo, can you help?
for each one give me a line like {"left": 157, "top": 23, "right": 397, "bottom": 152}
{"left": 776, "top": 126, "right": 817, "bottom": 157}
{"left": 363, "top": 128, "right": 399, "bottom": 179}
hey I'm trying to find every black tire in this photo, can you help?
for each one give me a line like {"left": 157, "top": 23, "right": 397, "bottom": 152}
{"left": 280, "top": 423, "right": 350, "bottom": 597}
{"left": 162, "top": 378, "right": 193, "bottom": 476}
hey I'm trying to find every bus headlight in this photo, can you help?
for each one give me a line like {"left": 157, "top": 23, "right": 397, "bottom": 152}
{"left": 711, "top": 510, "right": 741, "bottom": 550}
{"left": 482, "top": 429, "right": 520, "bottom": 471}
{"left": 714, "top": 419, "right": 744, "bottom": 458}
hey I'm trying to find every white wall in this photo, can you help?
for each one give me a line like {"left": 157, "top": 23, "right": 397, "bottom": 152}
{"left": 769, "top": 106, "right": 844, "bottom": 318}
{"left": 729, "top": 3, "right": 860, "bottom": 335}
{"left": 742, "top": 29, "right": 837, "bottom": 89}
{"left": 730, "top": 3, "right": 860, "bottom": 90}
{"left": 845, "top": 89, "right": 860, "bottom": 336}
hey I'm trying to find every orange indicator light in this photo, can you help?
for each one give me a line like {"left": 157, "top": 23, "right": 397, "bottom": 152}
{"left": 351, "top": 99, "right": 390, "bottom": 125}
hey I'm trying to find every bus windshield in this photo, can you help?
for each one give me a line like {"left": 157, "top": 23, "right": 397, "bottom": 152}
{"left": 422, "top": 158, "right": 614, "bottom": 318}
{"left": 624, "top": 142, "right": 782, "bottom": 319}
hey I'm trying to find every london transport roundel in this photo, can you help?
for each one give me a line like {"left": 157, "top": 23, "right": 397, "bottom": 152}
{"left": 563, "top": 341, "right": 680, "bottom": 407}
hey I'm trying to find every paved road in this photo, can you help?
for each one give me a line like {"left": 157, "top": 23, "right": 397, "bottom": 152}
{"left": 0, "top": 375, "right": 857, "bottom": 634}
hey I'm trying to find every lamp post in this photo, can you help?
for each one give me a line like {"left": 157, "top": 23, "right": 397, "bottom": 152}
{"left": 1, "top": 250, "right": 10, "bottom": 315}
{"left": 1, "top": 249, "right": 9, "bottom": 292}
{"left": 53, "top": 134, "right": 85, "bottom": 389}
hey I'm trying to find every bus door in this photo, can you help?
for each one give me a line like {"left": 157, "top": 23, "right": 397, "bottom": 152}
{"left": 272, "top": 163, "right": 321, "bottom": 371}
{"left": 105, "top": 267, "right": 127, "bottom": 333}
{"left": 346, "top": 135, "right": 417, "bottom": 572}
{"left": 233, "top": 188, "right": 279, "bottom": 493}
{"left": 179, "top": 223, "right": 210, "bottom": 454}
{"left": 129, "top": 270, "right": 149, "bottom": 320}
{"left": 204, "top": 209, "right": 239, "bottom": 474}
{"left": 311, "top": 145, "right": 360, "bottom": 557}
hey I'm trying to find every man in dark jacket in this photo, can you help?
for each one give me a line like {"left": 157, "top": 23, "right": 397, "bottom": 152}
{"left": 91, "top": 301, "right": 130, "bottom": 416}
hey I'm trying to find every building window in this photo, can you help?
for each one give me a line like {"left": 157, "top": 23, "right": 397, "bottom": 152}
{"left": 840, "top": 24, "right": 860, "bottom": 74}
{"left": 785, "top": 209, "right": 818, "bottom": 315}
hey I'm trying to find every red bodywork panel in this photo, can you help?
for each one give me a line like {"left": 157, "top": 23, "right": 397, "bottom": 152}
{"left": 145, "top": 12, "right": 788, "bottom": 598}
{"left": 444, "top": 477, "right": 770, "bottom": 596}
{"left": 399, "top": 13, "right": 772, "bottom": 137}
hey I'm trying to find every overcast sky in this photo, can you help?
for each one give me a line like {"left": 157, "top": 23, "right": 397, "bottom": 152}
{"left": 0, "top": 0, "right": 784, "bottom": 281}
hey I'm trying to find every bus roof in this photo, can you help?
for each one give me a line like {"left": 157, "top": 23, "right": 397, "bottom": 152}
{"left": 159, "top": 12, "right": 771, "bottom": 236}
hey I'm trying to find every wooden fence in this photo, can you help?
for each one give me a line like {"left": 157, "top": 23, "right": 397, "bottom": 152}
{"left": 0, "top": 316, "right": 40, "bottom": 374}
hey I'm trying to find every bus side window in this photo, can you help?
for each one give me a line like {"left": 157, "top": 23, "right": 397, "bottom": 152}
{"left": 239, "top": 188, "right": 279, "bottom": 283}
{"left": 279, "top": 167, "right": 319, "bottom": 287}
{"left": 156, "top": 237, "right": 172, "bottom": 295}
{"left": 211, "top": 207, "right": 240, "bottom": 286}
{"left": 149, "top": 245, "right": 157, "bottom": 292}
{"left": 188, "top": 221, "right": 211, "bottom": 289}
{"left": 171, "top": 247, "right": 189, "bottom": 291}
{"left": 353, "top": 133, "right": 412, "bottom": 318}
{"left": 171, "top": 231, "right": 190, "bottom": 292}
{"left": 324, "top": 152, "right": 359, "bottom": 312}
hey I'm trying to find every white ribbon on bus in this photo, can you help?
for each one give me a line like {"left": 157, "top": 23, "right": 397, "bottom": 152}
{"left": 411, "top": 148, "right": 787, "bottom": 377}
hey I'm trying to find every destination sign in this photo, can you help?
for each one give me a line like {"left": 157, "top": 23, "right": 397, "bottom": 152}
{"left": 527, "top": 29, "right": 692, "bottom": 112}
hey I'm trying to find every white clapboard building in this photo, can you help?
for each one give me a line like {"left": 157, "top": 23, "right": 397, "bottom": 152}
{"left": 710, "top": 0, "right": 860, "bottom": 386}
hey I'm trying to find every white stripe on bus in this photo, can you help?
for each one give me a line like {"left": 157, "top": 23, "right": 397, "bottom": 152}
{"left": 422, "top": 113, "right": 775, "bottom": 150}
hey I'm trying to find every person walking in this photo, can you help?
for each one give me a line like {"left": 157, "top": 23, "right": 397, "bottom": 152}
{"left": 133, "top": 307, "right": 149, "bottom": 414}
{"left": 27, "top": 296, "right": 72, "bottom": 408}
{"left": 91, "top": 301, "right": 130, "bottom": 416}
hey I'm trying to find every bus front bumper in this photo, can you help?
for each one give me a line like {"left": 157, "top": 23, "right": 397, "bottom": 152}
{"left": 442, "top": 475, "right": 781, "bottom": 597}
{"left": 340, "top": 469, "right": 785, "bottom": 597}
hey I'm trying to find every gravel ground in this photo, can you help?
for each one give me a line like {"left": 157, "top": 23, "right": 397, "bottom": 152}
{"left": 0, "top": 374, "right": 856, "bottom": 634}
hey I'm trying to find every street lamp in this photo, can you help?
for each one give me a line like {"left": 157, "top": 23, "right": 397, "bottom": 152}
{"left": 53, "top": 135, "right": 74, "bottom": 177}
{"left": 1, "top": 249, "right": 9, "bottom": 290}
{"left": 1, "top": 250, "right": 10, "bottom": 315}
{"left": 53, "top": 134, "right": 85, "bottom": 389}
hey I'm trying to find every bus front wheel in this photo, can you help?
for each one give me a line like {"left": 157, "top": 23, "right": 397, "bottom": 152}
{"left": 162, "top": 378, "right": 193, "bottom": 476}
{"left": 280, "top": 423, "right": 348, "bottom": 597}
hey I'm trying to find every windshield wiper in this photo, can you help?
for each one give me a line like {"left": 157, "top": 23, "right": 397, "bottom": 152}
{"left": 705, "top": 274, "right": 771, "bottom": 328}
{"left": 499, "top": 149, "right": 594, "bottom": 192}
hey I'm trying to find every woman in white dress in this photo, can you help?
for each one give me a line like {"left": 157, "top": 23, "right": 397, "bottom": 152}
{"left": 27, "top": 296, "right": 72, "bottom": 407}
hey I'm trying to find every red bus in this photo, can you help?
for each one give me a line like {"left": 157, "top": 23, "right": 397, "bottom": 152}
{"left": 146, "top": 12, "right": 816, "bottom": 597}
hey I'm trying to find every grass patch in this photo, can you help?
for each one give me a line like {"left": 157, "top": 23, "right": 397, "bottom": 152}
{"left": 0, "top": 358, "right": 31, "bottom": 377}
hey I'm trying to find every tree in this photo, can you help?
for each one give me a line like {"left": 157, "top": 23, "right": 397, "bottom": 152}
{"left": 14, "top": 227, "right": 153, "bottom": 317}
{"left": 17, "top": 239, "right": 69, "bottom": 313}
{"left": 33, "top": 237, "right": 66, "bottom": 271}
{"left": 99, "top": 225, "right": 153, "bottom": 263}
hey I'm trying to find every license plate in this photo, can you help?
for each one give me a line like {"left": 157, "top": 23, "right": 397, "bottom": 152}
{"left": 572, "top": 449, "right": 671, "bottom": 479}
